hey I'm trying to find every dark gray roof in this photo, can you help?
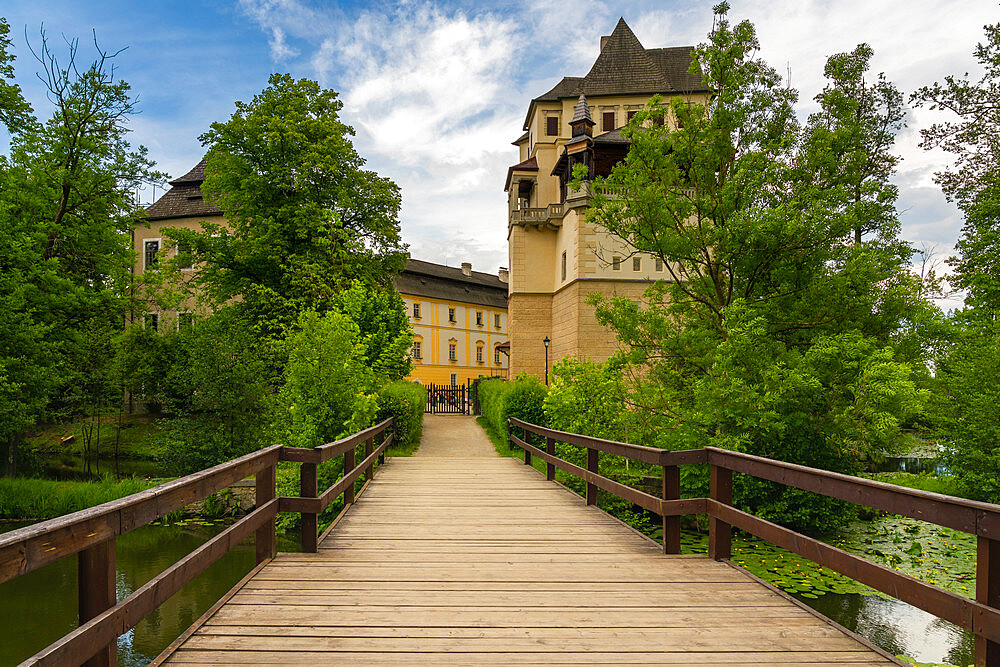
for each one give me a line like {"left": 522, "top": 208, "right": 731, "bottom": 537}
{"left": 523, "top": 18, "right": 707, "bottom": 129}
{"left": 145, "top": 158, "right": 222, "bottom": 221}
{"left": 571, "top": 94, "right": 593, "bottom": 124}
{"left": 394, "top": 259, "right": 508, "bottom": 309}
{"left": 593, "top": 127, "right": 629, "bottom": 145}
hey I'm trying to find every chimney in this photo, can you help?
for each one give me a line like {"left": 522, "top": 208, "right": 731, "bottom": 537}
{"left": 600, "top": 35, "right": 610, "bottom": 50}
{"left": 498, "top": 267, "right": 509, "bottom": 283}
{"left": 461, "top": 262, "right": 472, "bottom": 276}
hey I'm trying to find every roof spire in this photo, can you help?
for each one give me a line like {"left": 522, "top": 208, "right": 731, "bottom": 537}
{"left": 572, "top": 94, "right": 593, "bottom": 124}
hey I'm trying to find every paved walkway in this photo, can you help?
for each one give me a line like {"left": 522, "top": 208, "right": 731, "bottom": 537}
{"left": 162, "top": 416, "right": 894, "bottom": 665}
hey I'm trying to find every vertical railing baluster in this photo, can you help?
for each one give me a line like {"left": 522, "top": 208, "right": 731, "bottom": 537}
{"left": 365, "top": 436, "right": 374, "bottom": 482}
{"left": 586, "top": 447, "right": 598, "bottom": 505}
{"left": 662, "top": 464, "right": 681, "bottom": 554}
{"left": 708, "top": 465, "right": 732, "bottom": 561}
{"left": 344, "top": 445, "right": 356, "bottom": 505}
{"left": 300, "top": 461, "right": 318, "bottom": 553}
{"left": 546, "top": 436, "right": 555, "bottom": 481}
{"left": 976, "top": 534, "right": 1000, "bottom": 666}
{"left": 79, "top": 538, "right": 116, "bottom": 667}
{"left": 256, "top": 462, "right": 277, "bottom": 562}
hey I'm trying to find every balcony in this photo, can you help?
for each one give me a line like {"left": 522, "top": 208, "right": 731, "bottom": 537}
{"left": 509, "top": 203, "right": 564, "bottom": 228}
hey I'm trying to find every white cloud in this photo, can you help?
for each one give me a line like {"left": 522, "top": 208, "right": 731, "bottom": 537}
{"left": 268, "top": 27, "right": 299, "bottom": 61}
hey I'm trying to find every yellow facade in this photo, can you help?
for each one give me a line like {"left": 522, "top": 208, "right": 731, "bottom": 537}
{"left": 397, "top": 293, "right": 508, "bottom": 386}
{"left": 506, "top": 19, "right": 709, "bottom": 380}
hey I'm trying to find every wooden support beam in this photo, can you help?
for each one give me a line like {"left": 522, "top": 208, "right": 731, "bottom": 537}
{"left": 365, "top": 437, "right": 374, "bottom": 482}
{"left": 586, "top": 447, "right": 599, "bottom": 506}
{"left": 255, "top": 464, "right": 276, "bottom": 563}
{"left": 977, "top": 535, "right": 1000, "bottom": 666}
{"left": 709, "top": 465, "right": 732, "bottom": 561}
{"left": 300, "top": 462, "right": 318, "bottom": 553}
{"left": 344, "top": 447, "right": 356, "bottom": 505}
{"left": 78, "top": 538, "right": 116, "bottom": 667}
{"left": 662, "top": 465, "right": 681, "bottom": 554}
{"left": 546, "top": 437, "right": 555, "bottom": 481}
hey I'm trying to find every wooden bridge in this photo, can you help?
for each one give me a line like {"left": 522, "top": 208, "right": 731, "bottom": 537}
{"left": 3, "top": 415, "right": 1000, "bottom": 665}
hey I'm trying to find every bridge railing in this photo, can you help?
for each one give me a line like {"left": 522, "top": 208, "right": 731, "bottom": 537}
{"left": 0, "top": 417, "right": 395, "bottom": 667}
{"left": 509, "top": 417, "right": 1000, "bottom": 666}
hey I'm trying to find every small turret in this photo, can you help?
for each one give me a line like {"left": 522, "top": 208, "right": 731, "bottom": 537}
{"left": 569, "top": 94, "right": 594, "bottom": 138}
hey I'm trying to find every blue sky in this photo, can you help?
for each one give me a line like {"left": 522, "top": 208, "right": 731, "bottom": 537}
{"left": 1, "top": 0, "right": 994, "bottom": 308}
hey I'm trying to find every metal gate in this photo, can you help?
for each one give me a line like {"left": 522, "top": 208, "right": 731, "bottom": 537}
{"left": 426, "top": 383, "right": 467, "bottom": 414}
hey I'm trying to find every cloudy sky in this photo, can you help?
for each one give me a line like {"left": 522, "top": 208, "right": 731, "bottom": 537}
{"left": 1, "top": 0, "right": 994, "bottom": 306}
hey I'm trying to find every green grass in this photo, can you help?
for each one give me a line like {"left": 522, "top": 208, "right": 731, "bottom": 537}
{"left": 863, "top": 471, "right": 961, "bottom": 496}
{"left": 26, "top": 413, "right": 162, "bottom": 460}
{"left": 0, "top": 476, "right": 157, "bottom": 520}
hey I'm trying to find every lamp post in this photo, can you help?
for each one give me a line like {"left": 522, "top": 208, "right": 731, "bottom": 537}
{"left": 543, "top": 337, "right": 550, "bottom": 386}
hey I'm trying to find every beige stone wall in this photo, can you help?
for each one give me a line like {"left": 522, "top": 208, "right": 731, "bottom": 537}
{"left": 508, "top": 292, "right": 552, "bottom": 379}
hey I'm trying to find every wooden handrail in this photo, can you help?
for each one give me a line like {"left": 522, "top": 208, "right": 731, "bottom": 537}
{"left": 1, "top": 418, "right": 396, "bottom": 667}
{"left": 511, "top": 418, "right": 1000, "bottom": 665}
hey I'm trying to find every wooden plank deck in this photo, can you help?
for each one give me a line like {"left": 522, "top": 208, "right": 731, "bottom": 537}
{"left": 162, "top": 420, "right": 896, "bottom": 666}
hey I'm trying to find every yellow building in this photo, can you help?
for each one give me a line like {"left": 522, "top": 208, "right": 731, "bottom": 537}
{"left": 394, "top": 259, "right": 509, "bottom": 386}
{"left": 135, "top": 162, "right": 510, "bottom": 386}
{"left": 505, "top": 18, "right": 709, "bottom": 379}
{"left": 133, "top": 159, "right": 220, "bottom": 330}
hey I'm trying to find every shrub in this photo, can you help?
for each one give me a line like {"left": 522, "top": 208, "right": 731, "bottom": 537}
{"left": 479, "top": 374, "right": 547, "bottom": 446}
{"left": 377, "top": 381, "right": 426, "bottom": 454}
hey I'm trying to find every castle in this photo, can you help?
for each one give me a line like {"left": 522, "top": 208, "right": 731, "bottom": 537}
{"left": 504, "top": 18, "right": 707, "bottom": 379}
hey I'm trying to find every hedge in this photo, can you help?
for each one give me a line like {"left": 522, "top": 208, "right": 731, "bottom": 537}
{"left": 377, "top": 381, "right": 427, "bottom": 452}
{"left": 478, "top": 374, "right": 547, "bottom": 446}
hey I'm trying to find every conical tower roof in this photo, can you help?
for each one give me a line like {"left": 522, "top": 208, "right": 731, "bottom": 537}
{"left": 571, "top": 94, "right": 594, "bottom": 124}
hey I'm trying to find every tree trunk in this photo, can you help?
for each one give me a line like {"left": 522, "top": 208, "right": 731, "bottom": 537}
{"left": 4, "top": 435, "right": 17, "bottom": 478}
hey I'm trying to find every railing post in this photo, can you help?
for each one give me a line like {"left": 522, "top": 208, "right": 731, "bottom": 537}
{"left": 256, "top": 462, "right": 276, "bottom": 563}
{"left": 344, "top": 445, "right": 357, "bottom": 505}
{"left": 365, "top": 436, "right": 374, "bottom": 481}
{"left": 586, "top": 447, "right": 599, "bottom": 505}
{"left": 708, "top": 465, "right": 732, "bottom": 561}
{"left": 546, "top": 436, "right": 555, "bottom": 481}
{"left": 662, "top": 465, "right": 681, "bottom": 554}
{"left": 976, "top": 535, "right": 1000, "bottom": 666}
{"left": 524, "top": 428, "right": 532, "bottom": 466}
{"left": 506, "top": 420, "right": 511, "bottom": 448}
{"left": 381, "top": 421, "right": 391, "bottom": 465}
{"left": 78, "top": 538, "right": 116, "bottom": 667}
{"left": 300, "top": 462, "right": 318, "bottom": 553}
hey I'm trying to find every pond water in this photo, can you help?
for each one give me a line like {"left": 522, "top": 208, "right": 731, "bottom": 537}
{"left": 874, "top": 456, "right": 949, "bottom": 475}
{"left": 36, "top": 453, "right": 167, "bottom": 481}
{"left": 0, "top": 520, "right": 299, "bottom": 666}
{"left": 800, "top": 592, "right": 974, "bottom": 666}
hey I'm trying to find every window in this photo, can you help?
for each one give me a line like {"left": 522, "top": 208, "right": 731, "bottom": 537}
{"left": 602, "top": 111, "right": 615, "bottom": 132}
{"left": 476, "top": 311, "right": 483, "bottom": 327}
{"left": 413, "top": 303, "right": 421, "bottom": 319}
{"left": 494, "top": 346, "right": 502, "bottom": 365}
{"left": 145, "top": 313, "right": 158, "bottom": 332}
{"left": 448, "top": 307, "right": 456, "bottom": 323}
{"left": 448, "top": 342, "right": 457, "bottom": 362}
{"left": 546, "top": 116, "right": 559, "bottom": 136}
{"left": 177, "top": 242, "right": 193, "bottom": 270}
{"left": 633, "top": 257, "right": 641, "bottom": 272}
{"left": 656, "top": 258, "right": 664, "bottom": 271}
{"left": 627, "top": 110, "right": 638, "bottom": 122}
{"left": 178, "top": 312, "right": 194, "bottom": 330}
{"left": 652, "top": 114, "right": 664, "bottom": 127}
{"left": 494, "top": 313, "right": 501, "bottom": 328}
{"left": 413, "top": 340, "right": 422, "bottom": 359}
{"left": 612, "top": 256, "right": 621, "bottom": 271}
{"left": 476, "top": 344, "right": 484, "bottom": 363}
{"left": 144, "top": 239, "right": 160, "bottom": 270}
{"left": 450, "top": 373, "right": 457, "bottom": 386}
{"left": 561, "top": 251, "right": 567, "bottom": 282}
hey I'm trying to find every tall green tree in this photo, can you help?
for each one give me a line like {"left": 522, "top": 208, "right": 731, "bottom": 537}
{"left": 578, "top": 3, "right": 925, "bottom": 532}
{"left": 915, "top": 22, "right": 1000, "bottom": 501}
{"left": 0, "top": 24, "right": 160, "bottom": 475}
{"left": 915, "top": 21, "right": 1000, "bottom": 314}
{"left": 164, "top": 73, "right": 407, "bottom": 332}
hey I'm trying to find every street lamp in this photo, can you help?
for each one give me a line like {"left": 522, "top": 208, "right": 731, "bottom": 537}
{"left": 543, "top": 336, "right": 550, "bottom": 386}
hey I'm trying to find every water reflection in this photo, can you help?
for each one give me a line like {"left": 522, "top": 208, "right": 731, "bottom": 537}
{"left": 0, "top": 521, "right": 298, "bottom": 666}
{"left": 799, "top": 592, "right": 974, "bottom": 666}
